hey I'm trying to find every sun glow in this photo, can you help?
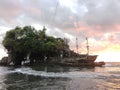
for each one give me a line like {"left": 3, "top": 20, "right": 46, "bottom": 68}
{"left": 96, "top": 51, "right": 120, "bottom": 62}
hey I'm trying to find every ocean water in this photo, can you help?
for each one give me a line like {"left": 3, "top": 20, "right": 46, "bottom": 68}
{"left": 0, "top": 62, "right": 120, "bottom": 90}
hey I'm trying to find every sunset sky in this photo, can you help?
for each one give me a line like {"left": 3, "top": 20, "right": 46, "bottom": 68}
{"left": 0, "top": 0, "right": 120, "bottom": 62}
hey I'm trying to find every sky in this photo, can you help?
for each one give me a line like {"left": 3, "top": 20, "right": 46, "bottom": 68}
{"left": 0, "top": 0, "right": 120, "bottom": 62}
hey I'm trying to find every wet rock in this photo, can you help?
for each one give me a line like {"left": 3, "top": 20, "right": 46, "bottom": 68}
{"left": 0, "top": 57, "right": 9, "bottom": 66}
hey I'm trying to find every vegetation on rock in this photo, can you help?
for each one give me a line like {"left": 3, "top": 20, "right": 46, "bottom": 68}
{"left": 2, "top": 26, "right": 70, "bottom": 65}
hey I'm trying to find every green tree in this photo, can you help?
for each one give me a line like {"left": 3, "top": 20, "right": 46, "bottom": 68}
{"left": 2, "top": 26, "right": 70, "bottom": 65}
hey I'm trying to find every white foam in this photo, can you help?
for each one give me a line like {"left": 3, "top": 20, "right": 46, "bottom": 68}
{"left": 14, "top": 67, "right": 116, "bottom": 79}
{"left": 0, "top": 66, "right": 119, "bottom": 79}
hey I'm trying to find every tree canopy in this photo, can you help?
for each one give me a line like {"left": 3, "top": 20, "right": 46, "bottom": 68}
{"left": 2, "top": 26, "right": 70, "bottom": 65}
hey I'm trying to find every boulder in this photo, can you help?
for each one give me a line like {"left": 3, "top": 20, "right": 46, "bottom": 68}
{"left": 0, "top": 57, "right": 9, "bottom": 65}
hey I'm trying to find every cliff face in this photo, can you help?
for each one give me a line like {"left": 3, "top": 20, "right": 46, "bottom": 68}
{"left": 0, "top": 49, "right": 77, "bottom": 66}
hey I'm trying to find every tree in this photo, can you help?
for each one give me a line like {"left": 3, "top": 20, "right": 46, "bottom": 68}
{"left": 2, "top": 26, "right": 70, "bottom": 65}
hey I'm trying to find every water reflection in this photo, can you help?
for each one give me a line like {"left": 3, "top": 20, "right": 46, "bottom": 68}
{"left": 0, "top": 63, "right": 120, "bottom": 90}
{"left": 4, "top": 73, "right": 70, "bottom": 90}
{"left": 0, "top": 66, "right": 95, "bottom": 90}
{"left": 30, "top": 65, "right": 95, "bottom": 73}
{"left": 0, "top": 66, "right": 12, "bottom": 90}
{"left": 0, "top": 75, "right": 6, "bottom": 90}
{"left": 95, "top": 78, "right": 120, "bottom": 90}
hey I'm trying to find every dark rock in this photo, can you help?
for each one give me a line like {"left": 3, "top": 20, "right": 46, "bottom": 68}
{"left": 0, "top": 57, "right": 9, "bottom": 66}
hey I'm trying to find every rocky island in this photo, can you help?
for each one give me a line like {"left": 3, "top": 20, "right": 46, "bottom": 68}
{"left": 0, "top": 26, "right": 105, "bottom": 66}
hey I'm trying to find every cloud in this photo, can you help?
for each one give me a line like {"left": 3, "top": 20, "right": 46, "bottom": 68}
{"left": 0, "top": 0, "right": 120, "bottom": 56}
{"left": 79, "top": 0, "right": 120, "bottom": 26}
{"left": 0, "top": 0, "right": 23, "bottom": 21}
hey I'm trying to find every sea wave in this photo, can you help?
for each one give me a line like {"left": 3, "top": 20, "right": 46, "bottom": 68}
{"left": 14, "top": 67, "right": 120, "bottom": 79}
{"left": 104, "top": 62, "right": 120, "bottom": 67}
{"left": 0, "top": 67, "right": 15, "bottom": 75}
